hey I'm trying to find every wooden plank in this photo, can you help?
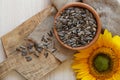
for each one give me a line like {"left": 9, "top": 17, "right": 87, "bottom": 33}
{"left": 1, "top": 5, "right": 53, "bottom": 56}
{"left": 0, "top": 49, "right": 60, "bottom": 80}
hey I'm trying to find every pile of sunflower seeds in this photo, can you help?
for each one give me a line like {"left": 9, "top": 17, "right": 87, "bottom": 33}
{"left": 16, "top": 39, "right": 43, "bottom": 62}
{"left": 55, "top": 7, "right": 97, "bottom": 48}
{"left": 16, "top": 29, "right": 57, "bottom": 62}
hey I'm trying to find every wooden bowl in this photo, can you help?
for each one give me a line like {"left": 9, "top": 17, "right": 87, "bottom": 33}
{"left": 54, "top": 2, "right": 101, "bottom": 50}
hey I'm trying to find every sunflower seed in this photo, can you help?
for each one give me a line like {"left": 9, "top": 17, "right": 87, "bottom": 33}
{"left": 93, "top": 27, "right": 97, "bottom": 31}
{"left": 20, "top": 45, "right": 26, "bottom": 49}
{"left": 28, "top": 48, "right": 34, "bottom": 54}
{"left": 34, "top": 43, "right": 42, "bottom": 48}
{"left": 34, "top": 52, "right": 39, "bottom": 58}
{"left": 41, "top": 35, "right": 47, "bottom": 42}
{"left": 25, "top": 56, "right": 32, "bottom": 62}
{"left": 16, "top": 48, "right": 22, "bottom": 51}
{"left": 47, "top": 30, "right": 53, "bottom": 37}
{"left": 21, "top": 49, "right": 27, "bottom": 56}
{"left": 44, "top": 52, "right": 48, "bottom": 58}
{"left": 27, "top": 43, "right": 34, "bottom": 49}
{"left": 36, "top": 47, "right": 43, "bottom": 53}
{"left": 47, "top": 37, "right": 52, "bottom": 41}
{"left": 51, "top": 48, "right": 57, "bottom": 53}
{"left": 78, "top": 31, "right": 84, "bottom": 36}
{"left": 86, "top": 37, "right": 93, "bottom": 41}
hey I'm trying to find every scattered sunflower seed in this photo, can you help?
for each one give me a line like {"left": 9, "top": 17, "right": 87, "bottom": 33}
{"left": 16, "top": 48, "right": 21, "bottom": 51}
{"left": 20, "top": 45, "right": 26, "bottom": 49}
{"left": 36, "top": 47, "right": 43, "bottom": 53}
{"left": 44, "top": 52, "right": 48, "bottom": 58}
{"left": 52, "top": 49, "right": 57, "bottom": 53}
{"left": 47, "top": 37, "right": 52, "bottom": 41}
{"left": 28, "top": 48, "right": 34, "bottom": 54}
{"left": 34, "top": 52, "right": 39, "bottom": 58}
{"left": 25, "top": 56, "right": 32, "bottom": 62}
{"left": 34, "top": 43, "right": 43, "bottom": 53}
{"left": 27, "top": 43, "right": 34, "bottom": 49}
{"left": 41, "top": 36, "right": 48, "bottom": 43}
{"left": 16, "top": 31, "right": 57, "bottom": 60}
{"left": 21, "top": 49, "right": 27, "bottom": 56}
{"left": 41, "top": 35, "right": 45, "bottom": 41}
{"left": 47, "top": 30, "right": 53, "bottom": 37}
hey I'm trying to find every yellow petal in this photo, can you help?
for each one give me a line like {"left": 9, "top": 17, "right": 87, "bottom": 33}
{"left": 113, "top": 72, "right": 120, "bottom": 80}
{"left": 73, "top": 64, "right": 89, "bottom": 73}
{"left": 74, "top": 51, "right": 91, "bottom": 59}
{"left": 78, "top": 46, "right": 93, "bottom": 53}
{"left": 106, "top": 78, "right": 114, "bottom": 80}
{"left": 77, "top": 71, "right": 89, "bottom": 79}
{"left": 72, "top": 63, "right": 88, "bottom": 70}
{"left": 82, "top": 33, "right": 102, "bottom": 52}
{"left": 93, "top": 34, "right": 103, "bottom": 48}
{"left": 73, "top": 58, "right": 87, "bottom": 63}
{"left": 81, "top": 76, "right": 90, "bottom": 80}
{"left": 103, "top": 29, "right": 112, "bottom": 39}
{"left": 102, "top": 29, "right": 113, "bottom": 48}
{"left": 112, "top": 35, "right": 120, "bottom": 49}
{"left": 74, "top": 52, "right": 89, "bottom": 58}
{"left": 81, "top": 74, "right": 95, "bottom": 80}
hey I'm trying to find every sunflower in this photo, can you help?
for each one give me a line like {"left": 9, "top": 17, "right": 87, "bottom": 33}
{"left": 72, "top": 29, "right": 120, "bottom": 80}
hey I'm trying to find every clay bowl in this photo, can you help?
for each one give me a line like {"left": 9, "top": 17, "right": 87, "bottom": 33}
{"left": 54, "top": 2, "right": 101, "bottom": 50}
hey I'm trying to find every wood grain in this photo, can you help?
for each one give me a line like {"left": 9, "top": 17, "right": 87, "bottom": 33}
{"left": 0, "top": 49, "right": 60, "bottom": 80}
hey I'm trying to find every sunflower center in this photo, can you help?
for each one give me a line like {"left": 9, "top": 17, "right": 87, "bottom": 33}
{"left": 93, "top": 53, "right": 111, "bottom": 72}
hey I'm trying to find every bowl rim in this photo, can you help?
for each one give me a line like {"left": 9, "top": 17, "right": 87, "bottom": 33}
{"left": 54, "top": 2, "right": 101, "bottom": 50}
